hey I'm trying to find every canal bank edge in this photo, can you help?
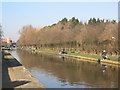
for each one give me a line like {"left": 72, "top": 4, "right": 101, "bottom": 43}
{"left": 28, "top": 49, "right": 120, "bottom": 67}
{"left": 2, "top": 50, "right": 46, "bottom": 89}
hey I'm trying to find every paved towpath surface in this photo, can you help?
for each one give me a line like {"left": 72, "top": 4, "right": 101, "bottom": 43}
{"left": 2, "top": 50, "right": 46, "bottom": 89}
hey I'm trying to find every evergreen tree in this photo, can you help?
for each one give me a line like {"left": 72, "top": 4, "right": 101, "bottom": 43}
{"left": 71, "top": 17, "right": 79, "bottom": 28}
{"left": 106, "top": 20, "right": 109, "bottom": 23}
{"left": 88, "top": 18, "right": 92, "bottom": 24}
{"left": 92, "top": 18, "right": 97, "bottom": 24}
{"left": 111, "top": 20, "right": 116, "bottom": 24}
{"left": 100, "top": 19, "right": 105, "bottom": 23}
{"left": 60, "top": 18, "right": 68, "bottom": 25}
{"left": 97, "top": 18, "right": 100, "bottom": 24}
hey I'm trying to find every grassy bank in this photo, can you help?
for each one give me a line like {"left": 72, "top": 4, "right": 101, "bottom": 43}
{"left": 36, "top": 49, "right": 120, "bottom": 67}
{"left": 68, "top": 52, "right": 118, "bottom": 61}
{"left": 18, "top": 48, "right": 120, "bottom": 67}
{"left": 34, "top": 49, "right": 119, "bottom": 61}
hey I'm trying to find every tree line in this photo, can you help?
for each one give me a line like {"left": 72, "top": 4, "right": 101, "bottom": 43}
{"left": 17, "top": 17, "right": 119, "bottom": 55}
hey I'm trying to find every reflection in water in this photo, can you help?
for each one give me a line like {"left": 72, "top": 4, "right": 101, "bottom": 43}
{"left": 12, "top": 50, "right": 119, "bottom": 88}
{"left": 101, "top": 64, "right": 107, "bottom": 73}
{"left": 59, "top": 56, "right": 65, "bottom": 61}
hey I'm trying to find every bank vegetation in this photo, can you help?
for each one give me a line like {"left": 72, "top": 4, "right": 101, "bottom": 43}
{"left": 17, "top": 17, "right": 119, "bottom": 56}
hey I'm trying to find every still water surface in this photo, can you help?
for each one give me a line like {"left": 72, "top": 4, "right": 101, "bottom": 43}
{"left": 11, "top": 50, "right": 119, "bottom": 88}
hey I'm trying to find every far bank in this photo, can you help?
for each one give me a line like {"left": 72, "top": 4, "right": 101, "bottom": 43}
{"left": 17, "top": 47, "right": 120, "bottom": 68}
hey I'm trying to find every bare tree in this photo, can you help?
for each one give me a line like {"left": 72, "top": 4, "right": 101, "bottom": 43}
{"left": 17, "top": 18, "right": 118, "bottom": 55}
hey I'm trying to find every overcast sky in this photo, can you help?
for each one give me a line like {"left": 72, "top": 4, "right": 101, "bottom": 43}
{"left": 1, "top": 1, "right": 118, "bottom": 41}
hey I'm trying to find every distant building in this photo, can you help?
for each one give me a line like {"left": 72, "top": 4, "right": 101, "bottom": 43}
{"left": 1, "top": 38, "right": 12, "bottom": 47}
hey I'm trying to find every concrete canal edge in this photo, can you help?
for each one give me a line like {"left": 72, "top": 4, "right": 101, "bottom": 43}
{"left": 2, "top": 50, "right": 46, "bottom": 89}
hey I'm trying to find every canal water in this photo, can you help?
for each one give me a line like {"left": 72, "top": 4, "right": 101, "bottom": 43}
{"left": 11, "top": 50, "right": 119, "bottom": 88}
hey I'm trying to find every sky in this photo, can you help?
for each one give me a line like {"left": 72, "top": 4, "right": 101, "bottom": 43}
{"left": 1, "top": 1, "right": 118, "bottom": 41}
